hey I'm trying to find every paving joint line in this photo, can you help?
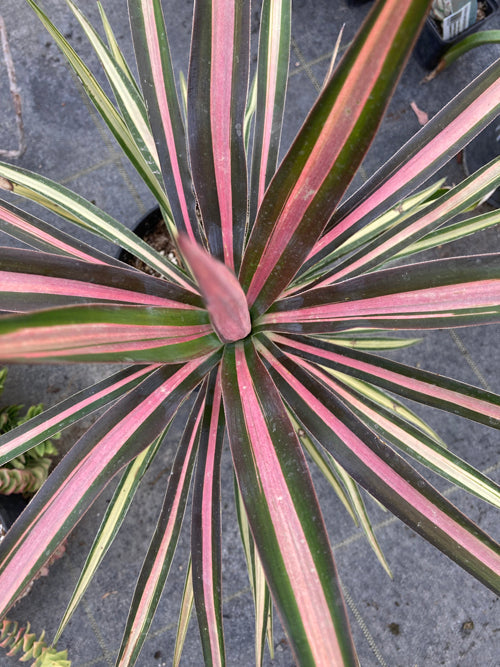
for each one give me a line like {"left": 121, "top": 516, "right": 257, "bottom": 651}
{"left": 341, "top": 581, "right": 388, "bottom": 667}
{"left": 59, "top": 157, "right": 117, "bottom": 187}
{"left": 291, "top": 35, "right": 322, "bottom": 92}
{"left": 449, "top": 329, "right": 492, "bottom": 392}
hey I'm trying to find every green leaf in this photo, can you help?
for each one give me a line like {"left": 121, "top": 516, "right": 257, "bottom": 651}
{"left": 172, "top": 559, "right": 194, "bottom": 667}
{"left": 393, "top": 208, "right": 500, "bottom": 260}
{"left": 0, "top": 161, "right": 192, "bottom": 288}
{"left": 24, "top": 0, "right": 172, "bottom": 217}
{"left": 191, "top": 369, "right": 226, "bottom": 665}
{"left": 240, "top": 0, "right": 431, "bottom": 317}
{"left": 115, "top": 388, "right": 206, "bottom": 667}
{"left": 428, "top": 29, "right": 500, "bottom": 80}
{"left": 54, "top": 430, "right": 165, "bottom": 644}
{"left": 249, "top": 0, "right": 291, "bottom": 224}
{"left": 222, "top": 341, "right": 358, "bottom": 665}
{"left": 234, "top": 478, "right": 273, "bottom": 667}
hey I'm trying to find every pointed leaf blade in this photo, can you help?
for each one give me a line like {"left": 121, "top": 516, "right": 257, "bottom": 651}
{"left": 23, "top": 0, "right": 171, "bottom": 215}
{"left": 249, "top": 0, "right": 291, "bottom": 222}
{"left": 116, "top": 388, "right": 206, "bottom": 667}
{"left": 240, "top": 0, "right": 431, "bottom": 316}
{"left": 188, "top": 0, "right": 250, "bottom": 270}
{"left": 221, "top": 341, "right": 358, "bottom": 666}
{"left": 172, "top": 559, "right": 194, "bottom": 667}
{"left": 259, "top": 339, "right": 500, "bottom": 593}
{"left": 177, "top": 235, "right": 251, "bottom": 344}
{"left": 128, "top": 0, "right": 200, "bottom": 242}
{"left": 0, "top": 356, "right": 219, "bottom": 616}
{"left": 191, "top": 370, "right": 226, "bottom": 666}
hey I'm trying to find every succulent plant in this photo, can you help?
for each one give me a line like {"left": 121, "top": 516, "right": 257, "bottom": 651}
{"left": 0, "top": 0, "right": 499, "bottom": 665}
{"left": 0, "top": 618, "right": 70, "bottom": 667}
{"left": 0, "top": 369, "right": 59, "bottom": 496}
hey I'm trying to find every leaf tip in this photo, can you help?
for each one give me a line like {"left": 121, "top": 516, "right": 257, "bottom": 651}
{"left": 177, "top": 234, "right": 251, "bottom": 344}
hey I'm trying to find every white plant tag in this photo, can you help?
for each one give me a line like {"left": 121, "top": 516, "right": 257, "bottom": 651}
{"left": 441, "top": 3, "right": 472, "bottom": 39}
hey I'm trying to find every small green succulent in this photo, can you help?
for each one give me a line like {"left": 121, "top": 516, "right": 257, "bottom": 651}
{"left": 0, "top": 369, "right": 59, "bottom": 496}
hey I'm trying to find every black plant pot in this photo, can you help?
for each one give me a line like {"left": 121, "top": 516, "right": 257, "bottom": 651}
{"left": 414, "top": 0, "right": 499, "bottom": 70}
{"left": 0, "top": 494, "right": 28, "bottom": 536}
{"left": 119, "top": 206, "right": 178, "bottom": 277}
{"left": 119, "top": 206, "right": 166, "bottom": 265}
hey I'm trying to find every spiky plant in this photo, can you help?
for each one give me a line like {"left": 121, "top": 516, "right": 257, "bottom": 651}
{"left": 0, "top": 0, "right": 499, "bottom": 665}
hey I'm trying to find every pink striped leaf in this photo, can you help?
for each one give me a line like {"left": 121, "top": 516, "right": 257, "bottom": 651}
{"left": 249, "top": 0, "right": 291, "bottom": 224}
{"left": 393, "top": 208, "right": 500, "bottom": 262}
{"left": 312, "top": 156, "right": 500, "bottom": 287}
{"left": 303, "top": 59, "right": 500, "bottom": 277}
{"left": 263, "top": 254, "right": 500, "bottom": 331}
{"left": 115, "top": 387, "right": 206, "bottom": 667}
{"left": 177, "top": 234, "right": 251, "bottom": 344}
{"left": 258, "top": 338, "right": 500, "bottom": 593}
{"left": 239, "top": 0, "right": 431, "bottom": 317}
{"left": 188, "top": 0, "right": 250, "bottom": 271}
{"left": 23, "top": 0, "right": 172, "bottom": 217}
{"left": 55, "top": 427, "right": 167, "bottom": 645}
{"left": 0, "top": 201, "right": 119, "bottom": 265}
{"left": 128, "top": 0, "right": 200, "bottom": 243}
{"left": 312, "top": 366, "right": 500, "bottom": 508}
{"left": 294, "top": 179, "right": 447, "bottom": 288}
{"left": 270, "top": 334, "right": 500, "bottom": 429}
{"left": 234, "top": 479, "right": 273, "bottom": 667}
{"left": 221, "top": 340, "right": 358, "bottom": 666}
{"left": 67, "top": 1, "right": 161, "bottom": 171}
{"left": 191, "top": 369, "right": 226, "bottom": 666}
{"left": 0, "top": 353, "right": 220, "bottom": 616}
{"left": 0, "top": 247, "right": 205, "bottom": 313}
{"left": 0, "top": 304, "right": 220, "bottom": 363}
{"left": 0, "top": 161, "right": 193, "bottom": 289}
{"left": 0, "top": 365, "right": 156, "bottom": 466}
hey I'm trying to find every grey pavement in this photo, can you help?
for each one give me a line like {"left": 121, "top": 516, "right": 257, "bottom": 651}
{"left": 0, "top": 1, "right": 499, "bottom": 666}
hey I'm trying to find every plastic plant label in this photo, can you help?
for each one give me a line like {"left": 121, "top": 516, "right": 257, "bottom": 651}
{"left": 441, "top": 2, "right": 477, "bottom": 39}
